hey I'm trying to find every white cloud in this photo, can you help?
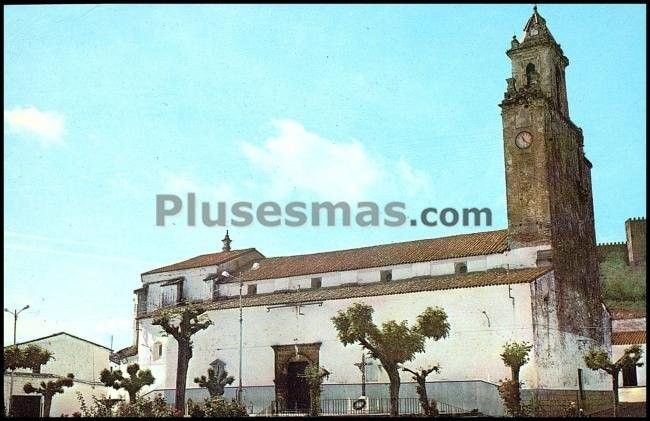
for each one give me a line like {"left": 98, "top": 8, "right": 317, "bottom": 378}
{"left": 395, "top": 157, "right": 431, "bottom": 197}
{"left": 163, "top": 172, "right": 236, "bottom": 203}
{"left": 241, "top": 119, "right": 382, "bottom": 200}
{"left": 241, "top": 119, "right": 430, "bottom": 201}
{"left": 4, "top": 106, "right": 65, "bottom": 146}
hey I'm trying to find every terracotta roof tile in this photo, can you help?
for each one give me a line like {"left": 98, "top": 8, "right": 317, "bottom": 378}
{"left": 141, "top": 267, "right": 550, "bottom": 318}
{"left": 612, "top": 331, "right": 646, "bottom": 345}
{"left": 110, "top": 345, "right": 138, "bottom": 364}
{"left": 241, "top": 230, "right": 509, "bottom": 281}
{"left": 142, "top": 248, "right": 258, "bottom": 275}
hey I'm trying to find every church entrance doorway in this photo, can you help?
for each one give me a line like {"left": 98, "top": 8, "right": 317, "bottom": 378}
{"left": 287, "top": 361, "right": 309, "bottom": 411}
{"left": 272, "top": 342, "right": 321, "bottom": 413}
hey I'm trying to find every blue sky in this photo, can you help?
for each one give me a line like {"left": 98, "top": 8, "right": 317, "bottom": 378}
{"left": 4, "top": 5, "right": 646, "bottom": 350}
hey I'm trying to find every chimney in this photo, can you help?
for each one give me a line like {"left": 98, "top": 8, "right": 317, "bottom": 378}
{"left": 625, "top": 217, "right": 646, "bottom": 266}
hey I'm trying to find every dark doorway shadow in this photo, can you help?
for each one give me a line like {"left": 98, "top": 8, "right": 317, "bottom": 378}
{"left": 287, "top": 361, "right": 309, "bottom": 412}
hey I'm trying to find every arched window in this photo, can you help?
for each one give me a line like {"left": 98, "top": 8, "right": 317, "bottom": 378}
{"left": 526, "top": 63, "right": 536, "bottom": 86}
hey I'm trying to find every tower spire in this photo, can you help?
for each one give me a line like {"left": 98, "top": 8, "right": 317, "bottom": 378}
{"left": 222, "top": 230, "right": 232, "bottom": 252}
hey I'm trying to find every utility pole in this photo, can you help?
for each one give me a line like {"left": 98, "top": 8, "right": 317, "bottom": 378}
{"left": 4, "top": 305, "right": 30, "bottom": 415}
{"left": 237, "top": 275, "right": 243, "bottom": 404}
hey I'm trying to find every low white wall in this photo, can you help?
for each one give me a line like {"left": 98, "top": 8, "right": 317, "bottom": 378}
{"left": 4, "top": 373, "right": 113, "bottom": 416}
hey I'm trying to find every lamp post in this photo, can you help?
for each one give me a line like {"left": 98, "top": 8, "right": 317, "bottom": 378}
{"left": 237, "top": 275, "right": 243, "bottom": 404}
{"left": 222, "top": 271, "right": 243, "bottom": 404}
{"left": 4, "top": 305, "right": 30, "bottom": 415}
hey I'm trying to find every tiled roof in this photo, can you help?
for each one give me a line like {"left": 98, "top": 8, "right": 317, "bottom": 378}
{"left": 142, "top": 248, "right": 259, "bottom": 275}
{"left": 110, "top": 345, "right": 138, "bottom": 364}
{"left": 612, "top": 331, "right": 646, "bottom": 345}
{"left": 241, "top": 230, "right": 509, "bottom": 281}
{"left": 609, "top": 308, "right": 646, "bottom": 320}
{"left": 141, "top": 267, "right": 550, "bottom": 318}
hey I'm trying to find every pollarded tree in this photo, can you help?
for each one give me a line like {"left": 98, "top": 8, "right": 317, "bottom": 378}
{"left": 500, "top": 341, "right": 532, "bottom": 384}
{"left": 401, "top": 365, "right": 440, "bottom": 416}
{"left": 331, "top": 303, "right": 450, "bottom": 416}
{"left": 584, "top": 344, "right": 644, "bottom": 417}
{"left": 23, "top": 373, "right": 74, "bottom": 417}
{"left": 498, "top": 341, "right": 532, "bottom": 416}
{"left": 194, "top": 366, "right": 235, "bottom": 397}
{"left": 152, "top": 302, "right": 213, "bottom": 413}
{"left": 4, "top": 344, "right": 54, "bottom": 373}
{"left": 100, "top": 363, "right": 155, "bottom": 403}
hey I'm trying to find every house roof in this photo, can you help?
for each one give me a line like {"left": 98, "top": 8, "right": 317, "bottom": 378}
{"left": 110, "top": 345, "right": 138, "bottom": 364}
{"left": 142, "top": 248, "right": 259, "bottom": 275}
{"left": 240, "top": 229, "right": 509, "bottom": 282}
{"left": 7, "top": 332, "right": 112, "bottom": 351}
{"left": 612, "top": 331, "right": 646, "bottom": 345}
{"left": 141, "top": 267, "right": 550, "bottom": 318}
{"left": 609, "top": 308, "right": 646, "bottom": 320}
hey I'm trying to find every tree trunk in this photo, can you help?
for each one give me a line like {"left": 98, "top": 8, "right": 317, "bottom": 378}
{"left": 511, "top": 366, "right": 519, "bottom": 384}
{"left": 511, "top": 367, "right": 521, "bottom": 416}
{"left": 43, "top": 394, "right": 52, "bottom": 418}
{"left": 175, "top": 339, "right": 190, "bottom": 414}
{"left": 386, "top": 367, "right": 400, "bottom": 416}
{"left": 309, "top": 386, "right": 320, "bottom": 417}
{"left": 128, "top": 390, "right": 137, "bottom": 404}
{"left": 415, "top": 377, "right": 431, "bottom": 415}
{"left": 612, "top": 370, "right": 619, "bottom": 418}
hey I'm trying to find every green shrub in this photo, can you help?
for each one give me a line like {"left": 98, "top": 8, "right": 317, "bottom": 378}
{"left": 188, "top": 396, "right": 248, "bottom": 417}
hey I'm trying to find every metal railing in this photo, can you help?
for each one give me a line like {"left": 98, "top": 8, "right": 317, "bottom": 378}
{"left": 262, "top": 397, "right": 471, "bottom": 416}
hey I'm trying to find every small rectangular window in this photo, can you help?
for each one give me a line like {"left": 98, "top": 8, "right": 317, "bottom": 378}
{"left": 152, "top": 342, "right": 163, "bottom": 361}
{"left": 380, "top": 270, "right": 392, "bottom": 282}
{"left": 311, "top": 277, "right": 322, "bottom": 289}
{"left": 455, "top": 262, "right": 468, "bottom": 274}
{"left": 247, "top": 284, "right": 257, "bottom": 295}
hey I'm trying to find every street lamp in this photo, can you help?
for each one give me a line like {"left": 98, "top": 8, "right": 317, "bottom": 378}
{"left": 221, "top": 271, "right": 244, "bottom": 404}
{"left": 4, "top": 305, "right": 30, "bottom": 415}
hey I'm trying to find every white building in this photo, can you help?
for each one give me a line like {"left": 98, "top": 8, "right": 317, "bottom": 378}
{"left": 129, "top": 8, "right": 615, "bottom": 417}
{"left": 3, "top": 332, "right": 114, "bottom": 417}
{"left": 610, "top": 310, "right": 646, "bottom": 403}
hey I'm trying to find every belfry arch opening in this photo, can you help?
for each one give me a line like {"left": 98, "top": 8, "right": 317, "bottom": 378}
{"left": 526, "top": 63, "right": 536, "bottom": 86}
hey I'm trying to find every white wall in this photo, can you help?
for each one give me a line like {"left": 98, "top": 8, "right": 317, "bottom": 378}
{"left": 612, "top": 318, "right": 646, "bottom": 332}
{"left": 214, "top": 245, "right": 551, "bottom": 299}
{"left": 137, "top": 280, "right": 548, "bottom": 396}
{"left": 142, "top": 251, "right": 263, "bottom": 311}
{"left": 15, "top": 334, "right": 111, "bottom": 383}
{"left": 529, "top": 273, "right": 611, "bottom": 391}
{"left": 613, "top": 343, "right": 646, "bottom": 388}
{"left": 4, "top": 373, "right": 113, "bottom": 416}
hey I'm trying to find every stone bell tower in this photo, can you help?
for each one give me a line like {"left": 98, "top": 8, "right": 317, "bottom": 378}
{"left": 500, "top": 7, "right": 603, "bottom": 338}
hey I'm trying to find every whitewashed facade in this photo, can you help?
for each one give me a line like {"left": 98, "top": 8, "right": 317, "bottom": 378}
{"left": 129, "top": 239, "right": 611, "bottom": 415}
{"left": 3, "top": 332, "right": 115, "bottom": 416}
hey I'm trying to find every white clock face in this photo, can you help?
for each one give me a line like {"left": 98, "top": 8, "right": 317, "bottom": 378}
{"left": 515, "top": 131, "right": 533, "bottom": 149}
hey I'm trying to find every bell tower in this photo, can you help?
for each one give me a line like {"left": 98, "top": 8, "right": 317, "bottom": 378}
{"left": 500, "top": 7, "right": 603, "bottom": 338}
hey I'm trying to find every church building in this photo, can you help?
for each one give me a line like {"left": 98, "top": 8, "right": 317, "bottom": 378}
{"left": 125, "top": 8, "right": 615, "bottom": 416}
